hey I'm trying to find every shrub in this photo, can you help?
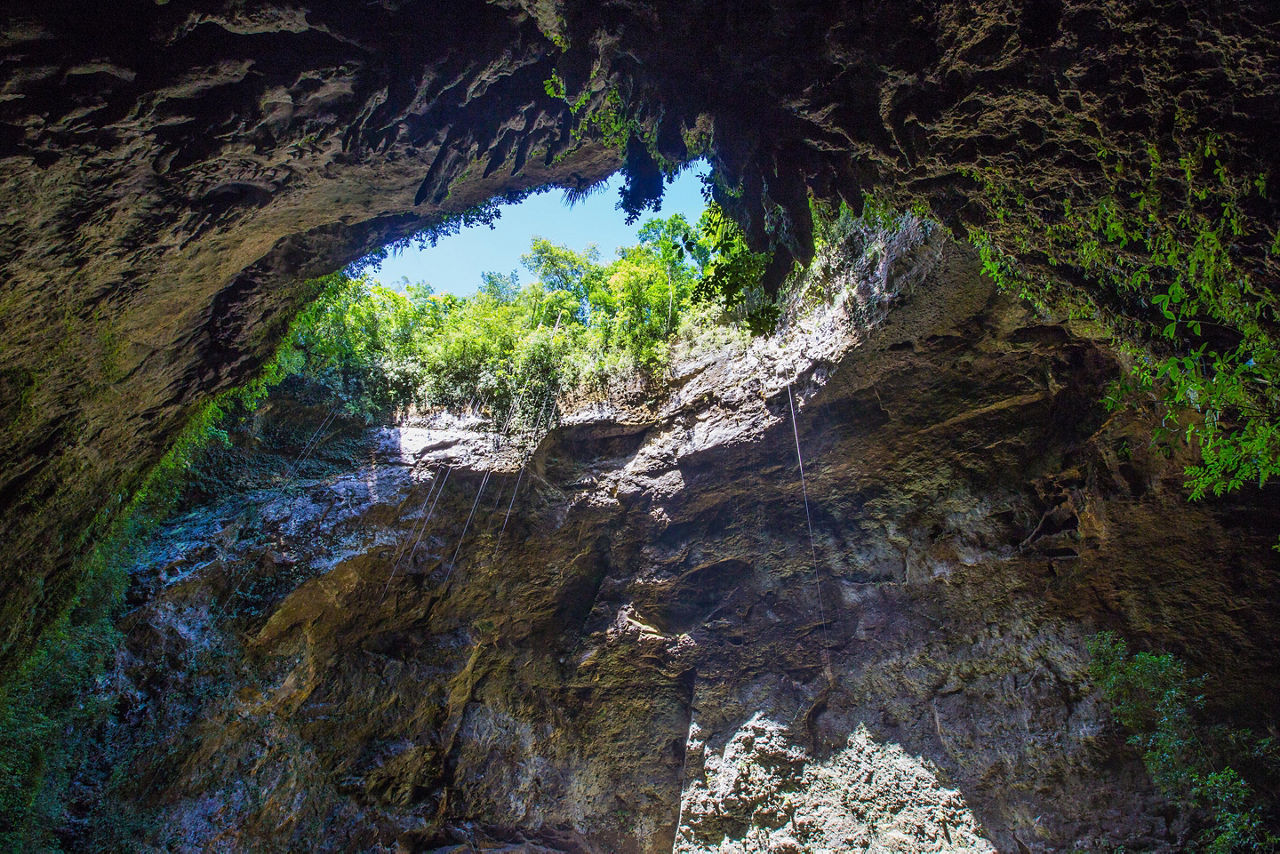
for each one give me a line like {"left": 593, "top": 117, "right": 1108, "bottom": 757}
{"left": 1088, "top": 632, "right": 1279, "bottom": 852}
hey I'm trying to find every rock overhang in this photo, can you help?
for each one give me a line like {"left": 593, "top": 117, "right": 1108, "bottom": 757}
{"left": 2, "top": 0, "right": 1278, "bottom": 677}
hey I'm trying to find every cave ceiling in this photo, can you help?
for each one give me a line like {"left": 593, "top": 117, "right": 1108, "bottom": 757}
{"left": 1, "top": 0, "right": 1278, "bottom": 667}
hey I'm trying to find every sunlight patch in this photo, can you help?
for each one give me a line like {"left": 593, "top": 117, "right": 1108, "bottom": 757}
{"left": 675, "top": 714, "right": 996, "bottom": 853}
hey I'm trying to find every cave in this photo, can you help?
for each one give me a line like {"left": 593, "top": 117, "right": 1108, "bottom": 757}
{"left": 2, "top": 1, "right": 1279, "bottom": 850}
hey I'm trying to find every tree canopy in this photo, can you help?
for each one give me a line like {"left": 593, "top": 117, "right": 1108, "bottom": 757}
{"left": 283, "top": 205, "right": 767, "bottom": 421}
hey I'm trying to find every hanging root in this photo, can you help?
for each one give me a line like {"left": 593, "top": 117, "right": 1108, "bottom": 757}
{"left": 445, "top": 470, "right": 491, "bottom": 582}
{"left": 380, "top": 465, "right": 452, "bottom": 604}
{"left": 787, "top": 382, "right": 834, "bottom": 685}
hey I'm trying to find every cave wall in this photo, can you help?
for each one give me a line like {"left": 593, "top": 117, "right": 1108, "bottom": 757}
{"left": 89, "top": 235, "right": 1280, "bottom": 851}
{"left": 3, "top": 0, "right": 1279, "bottom": 680}
{"left": 0, "top": 1, "right": 619, "bottom": 666}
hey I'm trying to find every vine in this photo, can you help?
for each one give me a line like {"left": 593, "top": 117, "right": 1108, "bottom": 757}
{"left": 968, "top": 133, "right": 1280, "bottom": 505}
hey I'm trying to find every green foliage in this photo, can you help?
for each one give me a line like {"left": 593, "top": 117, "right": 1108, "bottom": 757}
{"left": 693, "top": 204, "right": 776, "bottom": 333}
{"left": 547, "top": 70, "right": 655, "bottom": 158}
{"left": 968, "top": 135, "right": 1280, "bottom": 505}
{"left": 852, "top": 191, "right": 908, "bottom": 235}
{"left": 0, "top": 560, "right": 121, "bottom": 849}
{"left": 1088, "top": 632, "right": 1279, "bottom": 852}
{"left": 0, "top": 430, "right": 186, "bottom": 844}
{"left": 522, "top": 237, "right": 601, "bottom": 301}
{"left": 584, "top": 88, "right": 637, "bottom": 152}
{"left": 480, "top": 269, "right": 521, "bottom": 303}
{"left": 543, "top": 70, "right": 588, "bottom": 115}
{"left": 283, "top": 273, "right": 447, "bottom": 417}
{"left": 541, "top": 66, "right": 681, "bottom": 223}
{"left": 283, "top": 208, "right": 761, "bottom": 420}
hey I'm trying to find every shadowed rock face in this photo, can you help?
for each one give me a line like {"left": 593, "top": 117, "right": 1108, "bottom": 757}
{"left": 89, "top": 236, "right": 1280, "bottom": 851}
{"left": 2, "top": 0, "right": 1279, "bottom": 694}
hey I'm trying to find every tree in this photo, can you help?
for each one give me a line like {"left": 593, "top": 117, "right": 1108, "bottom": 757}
{"left": 637, "top": 213, "right": 701, "bottom": 333}
{"left": 693, "top": 204, "right": 776, "bottom": 333}
{"left": 522, "top": 238, "right": 603, "bottom": 323}
{"left": 480, "top": 270, "right": 520, "bottom": 303}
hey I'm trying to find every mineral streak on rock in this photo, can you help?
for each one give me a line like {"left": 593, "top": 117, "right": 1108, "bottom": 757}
{"left": 94, "top": 232, "right": 1280, "bottom": 851}
{"left": 3, "top": 0, "right": 1280, "bottom": 672}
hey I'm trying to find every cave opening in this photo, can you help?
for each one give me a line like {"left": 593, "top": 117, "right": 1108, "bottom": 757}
{"left": 3, "top": 0, "right": 1280, "bottom": 848}
{"left": 367, "top": 163, "right": 711, "bottom": 298}
{"left": 244, "top": 155, "right": 808, "bottom": 443}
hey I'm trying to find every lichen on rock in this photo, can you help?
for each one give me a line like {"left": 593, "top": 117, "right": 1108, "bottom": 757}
{"left": 675, "top": 716, "right": 996, "bottom": 853}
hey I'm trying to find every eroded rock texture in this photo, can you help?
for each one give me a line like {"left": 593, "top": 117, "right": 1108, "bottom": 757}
{"left": 89, "top": 235, "right": 1280, "bottom": 851}
{"left": 0, "top": 0, "right": 621, "bottom": 665}
{"left": 4, "top": 0, "right": 1280, "bottom": 670}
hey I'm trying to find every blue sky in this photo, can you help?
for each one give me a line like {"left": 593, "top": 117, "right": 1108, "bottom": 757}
{"left": 372, "top": 160, "right": 710, "bottom": 296}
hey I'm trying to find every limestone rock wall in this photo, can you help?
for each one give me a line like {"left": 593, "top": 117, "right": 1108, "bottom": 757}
{"left": 4, "top": 0, "right": 1279, "bottom": 674}
{"left": 86, "top": 234, "right": 1280, "bottom": 851}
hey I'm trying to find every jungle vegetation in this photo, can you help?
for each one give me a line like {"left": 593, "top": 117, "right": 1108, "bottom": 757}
{"left": 1089, "top": 633, "right": 1280, "bottom": 852}
{"left": 280, "top": 204, "right": 768, "bottom": 422}
{"left": 968, "top": 133, "right": 1280, "bottom": 509}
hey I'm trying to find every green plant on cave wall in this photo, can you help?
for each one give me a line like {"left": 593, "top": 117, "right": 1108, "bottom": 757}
{"left": 543, "top": 67, "right": 679, "bottom": 224}
{"left": 691, "top": 196, "right": 775, "bottom": 334}
{"left": 543, "top": 69, "right": 665, "bottom": 164}
{"left": 0, "top": 264, "right": 340, "bottom": 847}
{"left": 1088, "top": 633, "right": 1279, "bottom": 853}
{"left": 0, "top": 368, "right": 290, "bottom": 848}
{"left": 969, "top": 131, "right": 1280, "bottom": 508}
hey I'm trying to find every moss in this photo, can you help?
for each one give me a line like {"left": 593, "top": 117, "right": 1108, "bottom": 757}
{"left": 0, "top": 321, "right": 304, "bottom": 849}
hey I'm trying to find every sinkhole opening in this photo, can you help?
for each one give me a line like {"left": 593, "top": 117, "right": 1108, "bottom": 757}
{"left": 269, "top": 159, "right": 787, "bottom": 433}
{"left": 175, "top": 157, "right": 909, "bottom": 508}
{"left": 373, "top": 164, "right": 712, "bottom": 299}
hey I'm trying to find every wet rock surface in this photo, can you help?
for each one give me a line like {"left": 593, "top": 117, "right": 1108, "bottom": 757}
{"left": 89, "top": 237, "right": 1280, "bottom": 851}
